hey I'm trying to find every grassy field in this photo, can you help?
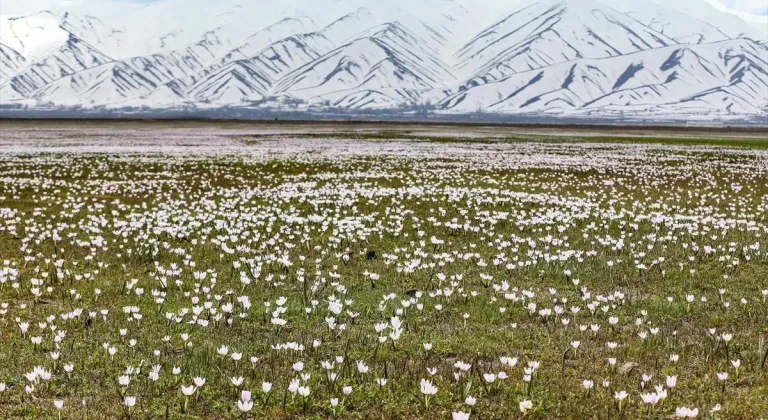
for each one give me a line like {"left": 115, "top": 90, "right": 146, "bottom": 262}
{"left": 0, "top": 125, "right": 766, "bottom": 419}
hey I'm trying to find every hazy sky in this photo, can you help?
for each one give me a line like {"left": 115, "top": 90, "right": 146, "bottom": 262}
{"left": 123, "top": 0, "right": 768, "bottom": 14}
{"left": 1, "top": 0, "right": 766, "bottom": 16}
{"left": 117, "top": 0, "right": 768, "bottom": 14}
{"left": 721, "top": 0, "right": 768, "bottom": 14}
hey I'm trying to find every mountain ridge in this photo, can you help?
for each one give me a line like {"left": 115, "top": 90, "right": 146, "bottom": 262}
{"left": 1, "top": 0, "right": 766, "bottom": 119}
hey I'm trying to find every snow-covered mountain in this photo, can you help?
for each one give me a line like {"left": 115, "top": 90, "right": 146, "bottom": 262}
{"left": 455, "top": 0, "right": 677, "bottom": 88}
{"left": 1, "top": 0, "right": 767, "bottom": 119}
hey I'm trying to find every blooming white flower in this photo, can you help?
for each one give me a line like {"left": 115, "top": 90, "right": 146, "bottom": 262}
{"left": 519, "top": 400, "right": 533, "bottom": 414}
{"left": 420, "top": 379, "right": 438, "bottom": 395}
{"left": 240, "top": 390, "right": 251, "bottom": 403}
{"left": 675, "top": 406, "right": 699, "bottom": 418}
{"left": 666, "top": 376, "right": 677, "bottom": 388}
{"left": 356, "top": 361, "right": 369, "bottom": 374}
{"left": 237, "top": 399, "right": 253, "bottom": 412}
{"left": 262, "top": 382, "right": 273, "bottom": 393}
{"left": 641, "top": 392, "right": 661, "bottom": 405}
{"left": 288, "top": 379, "right": 300, "bottom": 394}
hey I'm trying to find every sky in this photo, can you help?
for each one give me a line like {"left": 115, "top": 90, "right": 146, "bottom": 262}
{"left": 2, "top": 0, "right": 766, "bottom": 15}
{"left": 720, "top": 0, "right": 768, "bottom": 14}
{"left": 0, "top": 0, "right": 766, "bottom": 18}
{"left": 121, "top": 0, "right": 768, "bottom": 15}
{"left": 132, "top": 0, "right": 768, "bottom": 13}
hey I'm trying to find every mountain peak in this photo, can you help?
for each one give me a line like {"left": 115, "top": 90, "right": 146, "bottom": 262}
{"left": 1, "top": 0, "right": 766, "bottom": 118}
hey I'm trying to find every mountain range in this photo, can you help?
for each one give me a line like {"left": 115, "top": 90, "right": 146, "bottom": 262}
{"left": 1, "top": 0, "right": 767, "bottom": 119}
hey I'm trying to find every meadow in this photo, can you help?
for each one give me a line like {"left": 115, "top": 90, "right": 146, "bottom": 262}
{"left": 0, "top": 124, "right": 766, "bottom": 419}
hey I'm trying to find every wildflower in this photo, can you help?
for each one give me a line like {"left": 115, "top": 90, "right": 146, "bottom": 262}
{"left": 519, "top": 400, "right": 533, "bottom": 414}
{"left": 288, "top": 379, "right": 300, "bottom": 394}
{"left": 237, "top": 399, "right": 253, "bottom": 412}
{"left": 420, "top": 379, "right": 438, "bottom": 395}
{"left": 240, "top": 390, "right": 251, "bottom": 402}
{"left": 666, "top": 376, "right": 677, "bottom": 388}
{"left": 675, "top": 407, "right": 699, "bottom": 418}
{"left": 641, "top": 392, "right": 661, "bottom": 405}
{"left": 262, "top": 382, "right": 272, "bottom": 393}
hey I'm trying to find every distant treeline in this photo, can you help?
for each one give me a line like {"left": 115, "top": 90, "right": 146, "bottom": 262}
{"left": 1, "top": 104, "right": 766, "bottom": 129}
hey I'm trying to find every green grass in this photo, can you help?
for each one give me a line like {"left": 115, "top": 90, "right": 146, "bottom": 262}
{"left": 0, "top": 131, "right": 766, "bottom": 419}
{"left": 237, "top": 130, "right": 768, "bottom": 149}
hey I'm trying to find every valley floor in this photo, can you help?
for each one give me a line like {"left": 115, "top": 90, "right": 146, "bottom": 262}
{"left": 0, "top": 122, "right": 766, "bottom": 418}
